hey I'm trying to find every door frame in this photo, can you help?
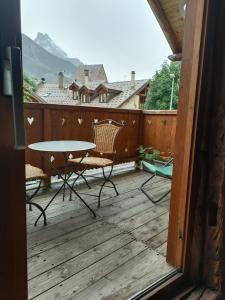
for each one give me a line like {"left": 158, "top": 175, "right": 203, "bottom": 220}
{"left": 0, "top": 0, "right": 27, "bottom": 299}
{"left": 167, "top": 0, "right": 208, "bottom": 269}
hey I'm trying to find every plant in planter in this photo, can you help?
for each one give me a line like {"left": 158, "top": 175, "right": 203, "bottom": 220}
{"left": 137, "top": 145, "right": 172, "bottom": 165}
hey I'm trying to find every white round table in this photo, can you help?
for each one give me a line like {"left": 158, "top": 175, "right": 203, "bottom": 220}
{"left": 28, "top": 140, "right": 96, "bottom": 153}
{"left": 28, "top": 140, "right": 97, "bottom": 225}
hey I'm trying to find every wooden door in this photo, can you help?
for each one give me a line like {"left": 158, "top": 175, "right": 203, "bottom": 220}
{"left": 167, "top": 0, "right": 207, "bottom": 268}
{"left": 0, "top": 0, "right": 27, "bottom": 299}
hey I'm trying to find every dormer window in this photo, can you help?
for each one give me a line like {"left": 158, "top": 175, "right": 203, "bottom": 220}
{"left": 69, "top": 82, "right": 80, "bottom": 101}
{"left": 99, "top": 93, "right": 108, "bottom": 103}
{"left": 73, "top": 91, "right": 79, "bottom": 100}
{"left": 96, "top": 83, "right": 122, "bottom": 104}
{"left": 81, "top": 93, "right": 90, "bottom": 103}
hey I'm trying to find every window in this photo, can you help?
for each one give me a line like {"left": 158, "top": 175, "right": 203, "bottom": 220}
{"left": 99, "top": 93, "right": 108, "bottom": 103}
{"left": 73, "top": 91, "right": 79, "bottom": 100}
{"left": 81, "top": 93, "right": 90, "bottom": 103}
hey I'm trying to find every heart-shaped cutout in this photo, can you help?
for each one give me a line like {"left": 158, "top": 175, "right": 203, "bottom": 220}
{"left": 78, "top": 118, "right": 83, "bottom": 125}
{"left": 61, "top": 118, "right": 66, "bottom": 126}
{"left": 125, "top": 148, "right": 128, "bottom": 153}
{"left": 27, "top": 117, "right": 34, "bottom": 126}
{"left": 108, "top": 120, "right": 112, "bottom": 124}
{"left": 68, "top": 153, "right": 73, "bottom": 159}
{"left": 132, "top": 120, "right": 136, "bottom": 125}
{"left": 50, "top": 155, "right": 55, "bottom": 163}
{"left": 94, "top": 119, "right": 98, "bottom": 123}
{"left": 147, "top": 120, "right": 152, "bottom": 125}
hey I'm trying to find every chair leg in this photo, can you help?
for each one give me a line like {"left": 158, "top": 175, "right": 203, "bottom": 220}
{"left": 98, "top": 165, "right": 118, "bottom": 208}
{"left": 80, "top": 173, "right": 91, "bottom": 189}
{"left": 107, "top": 178, "right": 119, "bottom": 195}
{"left": 69, "top": 175, "right": 76, "bottom": 201}
{"left": 140, "top": 174, "right": 171, "bottom": 204}
{"left": 26, "top": 179, "right": 47, "bottom": 226}
{"left": 98, "top": 180, "right": 107, "bottom": 208}
{"left": 62, "top": 173, "right": 67, "bottom": 201}
{"left": 28, "top": 201, "right": 47, "bottom": 226}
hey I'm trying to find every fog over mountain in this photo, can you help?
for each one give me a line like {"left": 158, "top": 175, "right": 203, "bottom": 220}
{"left": 22, "top": 33, "right": 83, "bottom": 83}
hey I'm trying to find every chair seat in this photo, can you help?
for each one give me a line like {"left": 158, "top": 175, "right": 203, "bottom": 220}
{"left": 142, "top": 161, "right": 173, "bottom": 178}
{"left": 25, "top": 164, "right": 46, "bottom": 181}
{"left": 68, "top": 156, "right": 113, "bottom": 167}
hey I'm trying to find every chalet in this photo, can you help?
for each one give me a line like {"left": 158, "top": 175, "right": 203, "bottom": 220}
{"left": 36, "top": 68, "right": 149, "bottom": 109}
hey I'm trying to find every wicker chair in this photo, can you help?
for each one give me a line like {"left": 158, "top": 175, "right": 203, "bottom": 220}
{"left": 68, "top": 119, "right": 124, "bottom": 207}
{"left": 25, "top": 164, "right": 47, "bottom": 225}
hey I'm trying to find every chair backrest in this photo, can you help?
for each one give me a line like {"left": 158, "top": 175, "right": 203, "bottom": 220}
{"left": 92, "top": 119, "right": 123, "bottom": 154}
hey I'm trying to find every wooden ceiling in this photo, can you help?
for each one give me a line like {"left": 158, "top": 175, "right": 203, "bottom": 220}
{"left": 148, "top": 0, "right": 184, "bottom": 54}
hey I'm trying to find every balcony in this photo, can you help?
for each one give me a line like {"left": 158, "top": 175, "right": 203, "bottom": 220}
{"left": 25, "top": 103, "right": 177, "bottom": 299}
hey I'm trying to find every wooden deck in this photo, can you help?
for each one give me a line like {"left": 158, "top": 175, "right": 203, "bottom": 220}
{"left": 27, "top": 169, "right": 174, "bottom": 300}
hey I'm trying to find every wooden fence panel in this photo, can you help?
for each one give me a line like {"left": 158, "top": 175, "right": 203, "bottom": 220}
{"left": 142, "top": 110, "right": 177, "bottom": 155}
{"left": 24, "top": 106, "right": 43, "bottom": 169}
{"left": 24, "top": 103, "right": 143, "bottom": 175}
{"left": 24, "top": 104, "right": 177, "bottom": 175}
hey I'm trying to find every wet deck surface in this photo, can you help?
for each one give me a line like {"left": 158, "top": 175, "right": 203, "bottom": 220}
{"left": 27, "top": 169, "right": 174, "bottom": 300}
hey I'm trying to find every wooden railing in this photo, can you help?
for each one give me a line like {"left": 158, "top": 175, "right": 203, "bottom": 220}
{"left": 142, "top": 110, "right": 177, "bottom": 154}
{"left": 24, "top": 103, "right": 177, "bottom": 175}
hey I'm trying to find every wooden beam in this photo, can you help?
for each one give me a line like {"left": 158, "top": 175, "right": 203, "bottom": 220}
{"left": 166, "top": 0, "right": 206, "bottom": 268}
{"left": 147, "top": 0, "right": 181, "bottom": 53}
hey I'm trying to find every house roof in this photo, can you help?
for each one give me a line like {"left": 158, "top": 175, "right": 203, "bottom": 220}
{"left": 36, "top": 79, "right": 149, "bottom": 108}
{"left": 95, "top": 83, "right": 122, "bottom": 94}
{"left": 36, "top": 83, "right": 76, "bottom": 105}
{"left": 147, "top": 0, "right": 185, "bottom": 54}
{"left": 74, "top": 64, "right": 108, "bottom": 83}
{"left": 81, "top": 80, "right": 149, "bottom": 108}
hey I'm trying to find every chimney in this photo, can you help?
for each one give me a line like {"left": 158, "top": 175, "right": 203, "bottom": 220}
{"left": 131, "top": 71, "right": 135, "bottom": 88}
{"left": 37, "top": 77, "right": 46, "bottom": 88}
{"left": 58, "top": 72, "right": 64, "bottom": 89}
{"left": 84, "top": 69, "right": 89, "bottom": 85}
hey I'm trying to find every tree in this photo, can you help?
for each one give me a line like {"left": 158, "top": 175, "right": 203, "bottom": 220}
{"left": 23, "top": 74, "right": 38, "bottom": 102}
{"left": 145, "top": 61, "right": 181, "bottom": 110}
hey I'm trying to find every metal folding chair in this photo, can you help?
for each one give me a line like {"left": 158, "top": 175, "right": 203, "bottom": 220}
{"left": 68, "top": 119, "right": 124, "bottom": 208}
{"left": 25, "top": 164, "right": 47, "bottom": 225}
{"left": 140, "top": 158, "right": 173, "bottom": 204}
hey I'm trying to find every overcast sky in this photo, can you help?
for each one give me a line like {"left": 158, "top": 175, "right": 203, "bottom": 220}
{"left": 21, "top": 0, "right": 171, "bottom": 82}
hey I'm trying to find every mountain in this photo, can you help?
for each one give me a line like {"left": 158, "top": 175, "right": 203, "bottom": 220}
{"left": 34, "top": 32, "right": 82, "bottom": 67}
{"left": 34, "top": 32, "right": 68, "bottom": 59}
{"left": 22, "top": 33, "right": 82, "bottom": 83}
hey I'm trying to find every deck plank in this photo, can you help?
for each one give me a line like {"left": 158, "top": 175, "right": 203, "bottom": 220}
{"left": 131, "top": 212, "right": 169, "bottom": 242}
{"left": 146, "top": 228, "right": 168, "bottom": 249}
{"left": 72, "top": 249, "right": 173, "bottom": 300}
{"left": 28, "top": 224, "right": 122, "bottom": 279}
{"left": 27, "top": 170, "right": 173, "bottom": 300}
{"left": 31, "top": 240, "right": 147, "bottom": 300}
{"left": 29, "top": 234, "right": 136, "bottom": 299}
{"left": 26, "top": 175, "right": 168, "bottom": 229}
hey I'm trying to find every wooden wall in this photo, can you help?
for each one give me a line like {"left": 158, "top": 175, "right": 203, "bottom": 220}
{"left": 24, "top": 103, "right": 177, "bottom": 175}
{"left": 142, "top": 110, "right": 177, "bottom": 155}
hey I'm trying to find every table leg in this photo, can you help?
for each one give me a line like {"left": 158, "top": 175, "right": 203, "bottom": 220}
{"left": 62, "top": 152, "right": 96, "bottom": 217}
{"left": 58, "top": 172, "right": 96, "bottom": 218}
{"left": 35, "top": 152, "right": 96, "bottom": 225}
